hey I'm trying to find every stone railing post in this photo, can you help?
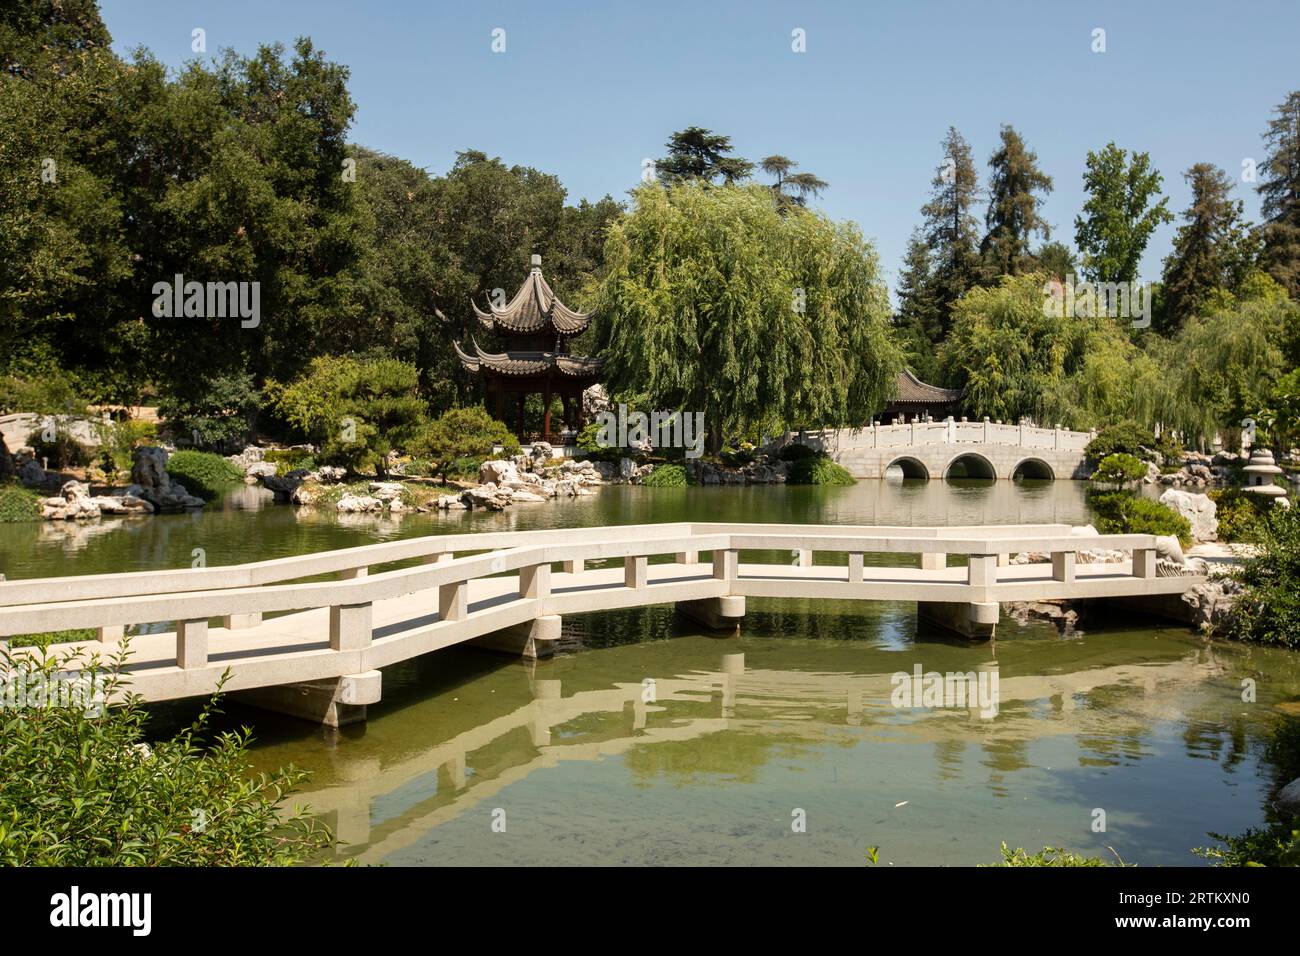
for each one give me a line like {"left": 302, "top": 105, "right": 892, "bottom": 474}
{"left": 562, "top": 558, "right": 584, "bottom": 574}
{"left": 625, "top": 555, "right": 648, "bottom": 589}
{"left": 339, "top": 567, "right": 367, "bottom": 580}
{"left": 439, "top": 580, "right": 468, "bottom": 621}
{"left": 519, "top": 563, "right": 551, "bottom": 599}
{"left": 848, "top": 553, "right": 864, "bottom": 583}
{"left": 795, "top": 549, "right": 812, "bottom": 568}
{"left": 177, "top": 618, "right": 208, "bottom": 669}
{"left": 675, "top": 550, "right": 698, "bottom": 565}
{"left": 1133, "top": 548, "right": 1157, "bottom": 579}
{"left": 98, "top": 624, "right": 124, "bottom": 642}
{"left": 1051, "top": 550, "right": 1076, "bottom": 582}
{"left": 967, "top": 555, "right": 998, "bottom": 587}
{"left": 713, "top": 549, "right": 738, "bottom": 581}
{"left": 329, "top": 602, "right": 372, "bottom": 651}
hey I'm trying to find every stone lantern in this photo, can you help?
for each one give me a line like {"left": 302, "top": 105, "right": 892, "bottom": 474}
{"left": 1242, "top": 448, "right": 1288, "bottom": 502}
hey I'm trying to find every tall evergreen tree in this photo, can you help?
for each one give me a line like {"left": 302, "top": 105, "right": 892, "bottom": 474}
{"left": 1074, "top": 143, "right": 1172, "bottom": 284}
{"left": 1159, "top": 163, "right": 1258, "bottom": 332}
{"left": 1258, "top": 91, "right": 1300, "bottom": 299}
{"left": 893, "top": 228, "right": 943, "bottom": 380}
{"left": 760, "top": 155, "right": 828, "bottom": 211}
{"left": 980, "top": 125, "right": 1053, "bottom": 278}
{"left": 655, "top": 127, "right": 753, "bottom": 185}
{"left": 919, "top": 127, "right": 982, "bottom": 331}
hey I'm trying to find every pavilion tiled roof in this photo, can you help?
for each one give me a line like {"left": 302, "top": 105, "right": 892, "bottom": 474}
{"left": 892, "top": 369, "right": 962, "bottom": 404}
{"left": 453, "top": 338, "right": 604, "bottom": 380}
{"left": 472, "top": 255, "right": 593, "bottom": 337}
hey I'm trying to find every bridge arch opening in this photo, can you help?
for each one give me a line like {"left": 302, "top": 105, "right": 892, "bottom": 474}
{"left": 944, "top": 453, "right": 997, "bottom": 481}
{"left": 1012, "top": 458, "right": 1055, "bottom": 480}
{"left": 884, "top": 456, "right": 930, "bottom": 480}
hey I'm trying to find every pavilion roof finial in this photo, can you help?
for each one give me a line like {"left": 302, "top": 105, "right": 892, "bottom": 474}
{"left": 530, "top": 253, "right": 542, "bottom": 270}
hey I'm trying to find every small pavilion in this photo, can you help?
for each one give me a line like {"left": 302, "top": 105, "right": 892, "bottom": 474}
{"left": 879, "top": 369, "right": 964, "bottom": 422}
{"left": 453, "top": 255, "right": 603, "bottom": 442}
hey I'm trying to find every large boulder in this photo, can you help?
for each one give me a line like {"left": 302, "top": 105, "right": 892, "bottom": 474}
{"left": 18, "top": 458, "right": 47, "bottom": 488}
{"left": 583, "top": 384, "right": 610, "bottom": 421}
{"left": 1159, "top": 489, "right": 1218, "bottom": 542}
{"left": 246, "top": 461, "right": 278, "bottom": 479}
{"left": 130, "top": 446, "right": 171, "bottom": 496}
{"left": 528, "top": 442, "right": 553, "bottom": 471}
{"left": 479, "top": 459, "right": 520, "bottom": 486}
{"left": 337, "top": 493, "right": 382, "bottom": 514}
{"left": 0, "top": 432, "right": 12, "bottom": 481}
{"left": 263, "top": 474, "right": 304, "bottom": 502}
{"left": 1276, "top": 778, "right": 1300, "bottom": 817}
{"left": 368, "top": 481, "right": 406, "bottom": 503}
{"left": 463, "top": 482, "right": 512, "bottom": 510}
{"left": 315, "top": 465, "right": 347, "bottom": 483}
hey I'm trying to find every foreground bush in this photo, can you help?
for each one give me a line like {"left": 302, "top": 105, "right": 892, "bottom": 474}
{"left": 787, "top": 452, "right": 855, "bottom": 486}
{"left": 166, "top": 450, "right": 244, "bottom": 500}
{"left": 1085, "top": 421, "right": 1181, "bottom": 465}
{"left": 1090, "top": 452, "right": 1148, "bottom": 485}
{"left": 1211, "top": 488, "right": 1270, "bottom": 543}
{"left": 0, "top": 647, "right": 332, "bottom": 865}
{"left": 990, "top": 843, "right": 1117, "bottom": 867}
{"left": 1230, "top": 506, "right": 1300, "bottom": 648}
{"left": 0, "top": 483, "right": 40, "bottom": 523}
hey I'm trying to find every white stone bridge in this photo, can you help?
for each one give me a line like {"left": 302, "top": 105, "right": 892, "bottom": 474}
{"left": 0, "top": 522, "right": 1202, "bottom": 726}
{"left": 797, "top": 420, "right": 1095, "bottom": 480}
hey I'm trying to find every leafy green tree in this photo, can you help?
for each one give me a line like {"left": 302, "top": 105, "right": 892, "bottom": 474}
{"left": 1231, "top": 506, "right": 1300, "bottom": 649}
{"left": 266, "top": 355, "right": 427, "bottom": 476}
{"left": 156, "top": 371, "right": 260, "bottom": 450}
{"left": 1074, "top": 143, "right": 1172, "bottom": 284}
{"left": 981, "top": 125, "right": 1053, "bottom": 278}
{"left": 893, "top": 229, "right": 943, "bottom": 380}
{"left": 655, "top": 127, "right": 753, "bottom": 185}
{"left": 1258, "top": 91, "right": 1300, "bottom": 299}
{"left": 1159, "top": 163, "right": 1259, "bottom": 332}
{"left": 920, "top": 127, "right": 983, "bottom": 326}
{"left": 1034, "top": 241, "right": 1078, "bottom": 281}
{"left": 597, "top": 184, "right": 900, "bottom": 453}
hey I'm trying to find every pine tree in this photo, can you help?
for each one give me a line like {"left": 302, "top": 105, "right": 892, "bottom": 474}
{"left": 980, "top": 125, "right": 1053, "bottom": 278}
{"left": 1074, "top": 143, "right": 1172, "bottom": 284}
{"left": 919, "top": 127, "right": 982, "bottom": 332}
{"left": 655, "top": 127, "right": 753, "bottom": 185}
{"left": 760, "top": 155, "right": 828, "bottom": 211}
{"left": 1258, "top": 91, "right": 1300, "bottom": 299}
{"left": 1159, "top": 163, "right": 1258, "bottom": 332}
{"left": 894, "top": 228, "right": 943, "bottom": 379}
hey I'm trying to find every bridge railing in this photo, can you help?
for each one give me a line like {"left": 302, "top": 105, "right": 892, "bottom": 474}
{"left": 797, "top": 420, "right": 1095, "bottom": 453}
{"left": 0, "top": 523, "right": 1167, "bottom": 673}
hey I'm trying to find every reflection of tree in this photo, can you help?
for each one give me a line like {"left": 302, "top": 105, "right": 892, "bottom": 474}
{"left": 932, "top": 738, "right": 966, "bottom": 783}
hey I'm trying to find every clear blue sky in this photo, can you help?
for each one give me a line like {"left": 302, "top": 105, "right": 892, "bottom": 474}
{"left": 100, "top": 0, "right": 1300, "bottom": 294}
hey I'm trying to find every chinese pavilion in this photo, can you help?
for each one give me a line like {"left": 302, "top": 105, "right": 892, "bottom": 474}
{"left": 879, "top": 369, "right": 963, "bottom": 422}
{"left": 453, "top": 255, "right": 603, "bottom": 442}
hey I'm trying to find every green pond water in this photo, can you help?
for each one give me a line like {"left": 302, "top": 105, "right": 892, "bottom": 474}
{"left": 3, "top": 479, "right": 1298, "bottom": 866}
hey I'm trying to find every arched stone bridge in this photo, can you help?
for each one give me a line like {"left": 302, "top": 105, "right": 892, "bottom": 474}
{"left": 797, "top": 420, "right": 1095, "bottom": 480}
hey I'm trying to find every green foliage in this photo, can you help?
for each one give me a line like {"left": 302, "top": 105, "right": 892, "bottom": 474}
{"left": 787, "top": 452, "right": 856, "bottom": 486}
{"left": 0, "top": 646, "right": 332, "bottom": 865}
{"left": 157, "top": 372, "right": 261, "bottom": 451}
{"left": 1090, "top": 453, "right": 1148, "bottom": 485}
{"left": 1085, "top": 421, "right": 1181, "bottom": 465}
{"left": 598, "top": 183, "right": 900, "bottom": 453}
{"left": 7, "top": 628, "right": 97, "bottom": 650}
{"left": 1088, "top": 489, "right": 1193, "bottom": 547}
{"left": 641, "top": 463, "right": 689, "bottom": 487}
{"left": 0, "top": 483, "right": 40, "bottom": 523}
{"left": 980, "top": 125, "right": 1053, "bottom": 278}
{"left": 30, "top": 428, "right": 89, "bottom": 469}
{"left": 1197, "top": 828, "right": 1300, "bottom": 867}
{"left": 94, "top": 419, "right": 157, "bottom": 475}
{"left": 778, "top": 442, "right": 819, "bottom": 462}
{"left": 1258, "top": 91, "right": 1300, "bottom": 300}
{"left": 1210, "top": 488, "right": 1269, "bottom": 543}
{"left": 266, "top": 355, "right": 427, "bottom": 477}
{"left": 1230, "top": 505, "right": 1300, "bottom": 648}
{"left": 1074, "top": 143, "right": 1172, "bottom": 284}
{"left": 655, "top": 127, "right": 753, "bottom": 185}
{"left": 165, "top": 450, "right": 243, "bottom": 500}
{"left": 407, "top": 406, "right": 518, "bottom": 479}
{"left": 990, "top": 843, "right": 1116, "bottom": 867}
{"left": 263, "top": 448, "right": 316, "bottom": 475}
{"left": 920, "top": 128, "right": 983, "bottom": 331}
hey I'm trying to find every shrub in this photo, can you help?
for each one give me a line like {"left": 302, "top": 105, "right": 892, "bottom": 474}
{"left": 0, "top": 646, "right": 332, "bottom": 865}
{"left": 30, "top": 428, "right": 90, "bottom": 469}
{"left": 263, "top": 448, "right": 316, "bottom": 476}
{"left": 642, "top": 463, "right": 689, "bottom": 487}
{"left": 157, "top": 370, "right": 260, "bottom": 450}
{"left": 720, "top": 443, "right": 758, "bottom": 468}
{"left": 1090, "top": 452, "right": 1147, "bottom": 485}
{"left": 0, "top": 483, "right": 40, "bottom": 523}
{"left": 787, "top": 452, "right": 856, "bottom": 486}
{"left": 778, "top": 442, "right": 819, "bottom": 462}
{"left": 7, "top": 628, "right": 98, "bottom": 649}
{"left": 1088, "top": 489, "right": 1192, "bottom": 547}
{"left": 1230, "top": 506, "right": 1300, "bottom": 648}
{"left": 166, "top": 450, "right": 243, "bottom": 500}
{"left": 408, "top": 407, "right": 519, "bottom": 479}
{"left": 990, "top": 843, "right": 1117, "bottom": 867}
{"left": 1210, "top": 488, "right": 1269, "bottom": 543}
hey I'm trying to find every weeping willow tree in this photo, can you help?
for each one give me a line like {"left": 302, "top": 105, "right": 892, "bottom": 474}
{"left": 595, "top": 183, "right": 900, "bottom": 452}
{"left": 938, "top": 273, "right": 1161, "bottom": 429}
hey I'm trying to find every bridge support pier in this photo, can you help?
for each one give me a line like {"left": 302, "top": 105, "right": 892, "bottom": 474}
{"left": 918, "top": 601, "right": 999, "bottom": 641}
{"left": 472, "top": 614, "right": 562, "bottom": 659}
{"left": 677, "top": 595, "right": 746, "bottom": 631}
{"left": 234, "top": 670, "right": 382, "bottom": 728}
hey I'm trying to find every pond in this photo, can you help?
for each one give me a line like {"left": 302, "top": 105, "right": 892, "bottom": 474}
{"left": 2, "top": 478, "right": 1296, "bottom": 866}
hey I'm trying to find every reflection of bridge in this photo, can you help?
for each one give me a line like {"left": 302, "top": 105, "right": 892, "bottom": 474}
{"left": 799, "top": 420, "right": 1094, "bottom": 480}
{"left": 0, "top": 522, "right": 1202, "bottom": 726}
{"left": 293, "top": 648, "right": 1224, "bottom": 864}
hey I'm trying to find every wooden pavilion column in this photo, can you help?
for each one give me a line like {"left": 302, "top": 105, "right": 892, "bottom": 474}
{"left": 542, "top": 378, "right": 553, "bottom": 440}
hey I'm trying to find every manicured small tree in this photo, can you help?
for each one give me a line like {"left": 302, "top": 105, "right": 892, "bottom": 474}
{"left": 408, "top": 406, "right": 519, "bottom": 480}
